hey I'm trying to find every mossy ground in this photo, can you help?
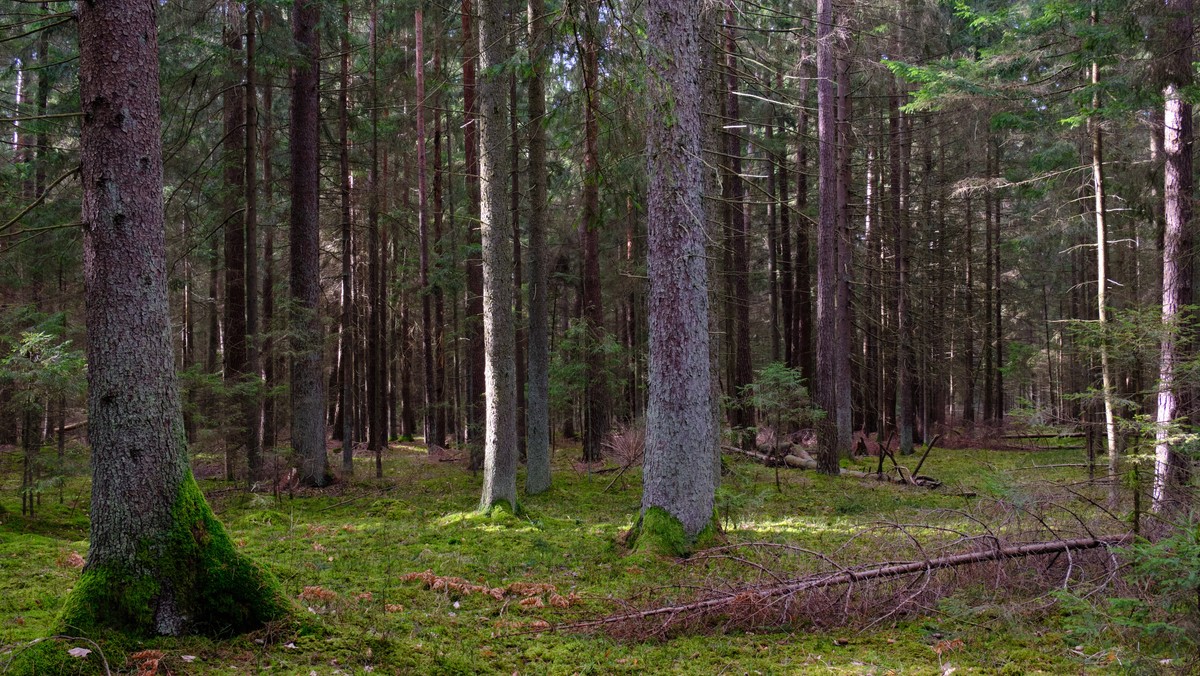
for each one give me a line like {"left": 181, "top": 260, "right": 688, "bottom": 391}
{"left": 0, "top": 438, "right": 1187, "bottom": 673}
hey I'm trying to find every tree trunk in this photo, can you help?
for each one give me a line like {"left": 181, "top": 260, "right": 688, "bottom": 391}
{"left": 338, "top": 0, "right": 355, "bottom": 475}
{"left": 478, "top": 0, "right": 518, "bottom": 511}
{"left": 417, "top": 7, "right": 441, "bottom": 455}
{"left": 814, "top": 0, "right": 839, "bottom": 474}
{"left": 1152, "top": 0, "right": 1193, "bottom": 512}
{"left": 463, "top": 0, "right": 486, "bottom": 471}
{"left": 289, "top": 0, "right": 328, "bottom": 486}
{"left": 64, "top": 0, "right": 286, "bottom": 634}
{"left": 525, "top": 0, "right": 552, "bottom": 495}
{"left": 244, "top": 0, "right": 262, "bottom": 481}
{"left": 641, "top": 0, "right": 718, "bottom": 545}
{"left": 222, "top": 2, "right": 248, "bottom": 482}
{"left": 580, "top": 0, "right": 607, "bottom": 462}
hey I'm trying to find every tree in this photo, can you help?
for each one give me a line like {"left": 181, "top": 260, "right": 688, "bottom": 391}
{"left": 524, "top": 0, "right": 552, "bottom": 495}
{"left": 814, "top": 0, "right": 839, "bottom": 474}
{"left": 477, "top": 0, "right": 518, "bottom": 511}
{"left": 638, "top": 0, "right": 718, "bottom": 550}
{"left": 57, "top": 0, "right": 286, "bottom": 634}
{"left": 1152, "top": 0, "right": 1193, "bottom": 512}
{"left": 290, "top": 0, "right": 328, "bottom": 487}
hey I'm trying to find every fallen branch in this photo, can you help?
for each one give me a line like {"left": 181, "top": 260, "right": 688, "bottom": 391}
{"left": 556, "top": 534, "right": 1129, "bottom": 634}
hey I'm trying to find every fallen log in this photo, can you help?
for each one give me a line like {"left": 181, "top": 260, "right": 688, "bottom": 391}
{"left": 557, "top": 534, "right": 1129, "bottom": 634}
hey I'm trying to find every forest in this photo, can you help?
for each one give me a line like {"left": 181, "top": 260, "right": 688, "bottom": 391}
{"left": 0, "top": 0, "right": 1198, "bottom": 672}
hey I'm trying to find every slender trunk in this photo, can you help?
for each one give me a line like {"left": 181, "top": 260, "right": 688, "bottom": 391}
{"left": 463, "top": 0, "right": 486, "bottom": 471}
{"left": 290, "top": 0, "right": 328, "bottom": 486}
{"left": 525, "top": 0, "right": 552, "bottom": 494}
{"left": 244, "top": 0, "right": 262, "bottom": 481}
{"left": 580, "top": 0, "right": 607, "bottom": 462}
{"left": 725, "top": 3, "right": 754, "bottom": 448}
{"left": 417, "top": 7, "right": 440, "bottom": 455}
{"left": 814, "top": 0, "right": 838, "bottom": 474}
{"left": 260, "top": 66, "right": 277, "bottom": 453}
{"left": 1152, "top": 0, "right": 1193, "bottom": 512}
{"left": 338, "top": 0, "right": 355, "bottom": 475}
{"left": 222, "top": 3, "right": 247, "bottom": 481}
{"left": 834, "top": 30, "right": 853, "bottom": 454}
{"left": 1090, "top": 36, "right": 1119, "bottom": 498}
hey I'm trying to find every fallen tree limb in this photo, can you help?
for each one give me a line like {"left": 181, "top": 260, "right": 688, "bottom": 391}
{"left": 557, "top": 534, "right": 1129, "bottom": 634}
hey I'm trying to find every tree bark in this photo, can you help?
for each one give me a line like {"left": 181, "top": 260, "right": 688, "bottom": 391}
{"left": 580, "top": 0, "right": 607, "bottom": 463}
{"left": 525, "top": 0, "right": 552, "bottom": 495}
{"left": 1152, "top": 0, "right": 1193, "bottom": 512}
{"left": 65, "top": 0, "right": 286, "bottom": 634}
{"left": 289, "top": 0, "right": 328, "bottom": 486}
{"left": 222, "top": 2, "right": 248, "bottom": 482}
{"left": 338, "top": 0, "right": 355, "bottom": 475}
{"left": 641, "top": 0, "right": 718, "bottom": 543}
{"left": 814, "top": 0, "right": 839, "bottom": 474}
{"left": 463, "top": 0, "right": 486, "bottom": 471}
{"left": 478, "top": 0, "right": 518, "bottom": 511}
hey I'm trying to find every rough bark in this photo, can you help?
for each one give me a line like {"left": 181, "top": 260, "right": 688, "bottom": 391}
{"left": 463, "top": 0, "right": 486, "bottom": 471}
{"left": 814, "top": 0, "right": 839, "bottom": 474}
{"left": 477, "top": 0, "right": 518, "bottom": 511}
{"left": 244, "top": 0, "right": 262, "bottom": 481}
{"left": 580, "top": 0, "right": 607, "bottom": 463}
{"left": 222, "top": 3, "right": 248, "bottom": 482}
{"left": 525, "top": 0, "right": 552, "bottom": 495}
{"left": 63, "top": 0, "right": 286, "bottom": 635}
{"left": 289, "top": 0, "right": 328, "bottom": 486}
{"left": 417, "top": 7, "right": 441, "bottom": 456}
{"left": 338, "top": 0, "right": 355, "bottom": 475}
{"left": 641, "top": 0, "right": 718, "bottom": 544}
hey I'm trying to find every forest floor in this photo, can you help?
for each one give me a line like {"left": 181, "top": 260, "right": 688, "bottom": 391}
{"left": 0, "top": 435, "right": 1188, "bottom": 674}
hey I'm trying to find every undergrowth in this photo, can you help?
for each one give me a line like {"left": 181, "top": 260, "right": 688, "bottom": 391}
{"left": 0, "top": 440, "right": 1189, "bottom": 673}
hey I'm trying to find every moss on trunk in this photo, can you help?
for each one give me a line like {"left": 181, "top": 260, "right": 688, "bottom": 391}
{"left": 629, "top": 506, "right": 718, "bottom": 557}
{"left": 58, "top": 472, "right": 290, "bottom": 637}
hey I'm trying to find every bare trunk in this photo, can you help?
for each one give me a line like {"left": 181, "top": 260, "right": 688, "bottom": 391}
{"left": 641, "top": 0, "right": 718, "bottom": 542}
{"left": 525, "top": 0, "right": 552, "bottom": 494}
{"left": 478, "top": 0, "right": 518, "bottom": 511}
{"left": 814, "top": 0, "right": 838, "bottom": 474}
{"left": 1152, "top": 0, "right": 1193, "bottom": 512}
{"left": 289, "top": 0, "right": 328, "bottom": 486}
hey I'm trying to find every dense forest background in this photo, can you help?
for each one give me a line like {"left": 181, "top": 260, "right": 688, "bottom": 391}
{"left": 0, "top": 0, "right": 1198, "bottom": 671}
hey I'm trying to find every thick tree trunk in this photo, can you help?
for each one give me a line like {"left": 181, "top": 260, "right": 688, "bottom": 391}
{"left": 641, "top": 0, "right": 718, "bottom": 545}
{"left": 64, "top": 0, "right": 285, "bottom": 635}
{"left": 478, "top": 0, "right": 518, "bottom": 511}
{"left": 525, "top": 0, "right": 552, "bottom": 495}
{"left": 289, "top": 0, "right": 328, "bottom": 486}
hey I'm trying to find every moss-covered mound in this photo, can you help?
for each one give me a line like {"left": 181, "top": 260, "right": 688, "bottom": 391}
{"left": 57, "top": 472, "right": 290, "bottom": 637}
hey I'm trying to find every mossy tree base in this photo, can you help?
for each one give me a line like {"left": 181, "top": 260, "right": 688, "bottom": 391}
{"left": 628, "top": 506, "right": 718, "bottom": 557}
{"left": 58, "top": 472, "right": 290, "bottom": 637}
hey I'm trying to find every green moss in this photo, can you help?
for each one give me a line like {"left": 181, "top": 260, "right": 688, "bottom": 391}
{"left": 629, "top": 506, "right": 717, "bottom": 557}
{"left": 56, "top": 471, "right": 291, "bottom": 637}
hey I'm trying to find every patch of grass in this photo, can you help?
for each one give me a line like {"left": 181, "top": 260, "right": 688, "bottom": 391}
{"left": 0, "top": 442, "right": 1161, "bottom": 673}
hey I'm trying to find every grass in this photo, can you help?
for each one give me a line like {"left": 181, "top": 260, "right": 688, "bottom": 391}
{"left": 0, "top": 439, "right": 1185, "bottom": 674}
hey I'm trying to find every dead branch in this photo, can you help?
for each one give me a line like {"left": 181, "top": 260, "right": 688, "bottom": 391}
{"left": 557, "top": 534, "right": 1129, "bottom": 635}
